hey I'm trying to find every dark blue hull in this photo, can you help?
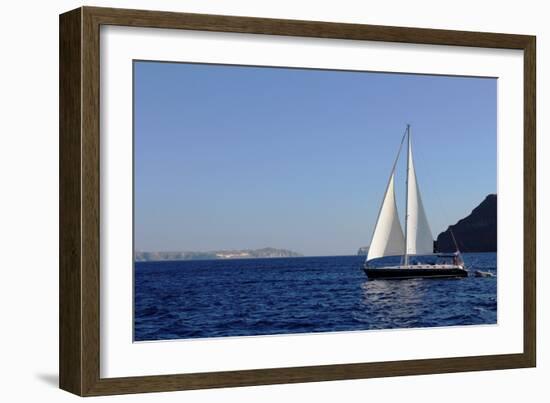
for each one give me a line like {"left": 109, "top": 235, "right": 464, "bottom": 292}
{"left": 364, "top": 267, "right": 468, "bottom": 279}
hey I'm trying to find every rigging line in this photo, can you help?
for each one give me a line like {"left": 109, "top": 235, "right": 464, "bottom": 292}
{"left": 449, "top": 227, "right": 462, "bottom": 254}
{"left": 364, "top": 126, "right": 409, "bottom": 266}
{"left": 388, "top": 126, "right": 410, "bottom": 181}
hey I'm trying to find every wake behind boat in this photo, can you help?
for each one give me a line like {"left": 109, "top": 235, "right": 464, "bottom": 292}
{"left": 363, "top": 125, "right": 468, "bottom": 279}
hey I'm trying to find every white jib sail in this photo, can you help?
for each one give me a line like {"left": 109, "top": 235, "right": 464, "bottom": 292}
{"left": 366, "top": 172, "right": 405, "bottom": 261}
{"left": 406, "top": 137, "right": 434, "bottom": 255}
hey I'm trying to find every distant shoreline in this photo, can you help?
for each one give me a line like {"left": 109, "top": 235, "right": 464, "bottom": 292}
{"left": 135, "top": 247, "right": 303, "bottom": 262}
{"left": 134, "top": 254, "right": 359, "bottom": 263}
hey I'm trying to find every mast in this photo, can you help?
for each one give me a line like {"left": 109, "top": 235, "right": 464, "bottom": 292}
{"left": 404, "top": 124, "right": 411, "bottom": 266}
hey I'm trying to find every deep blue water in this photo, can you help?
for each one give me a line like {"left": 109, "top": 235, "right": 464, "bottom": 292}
{"left": 134, "top": 253, "right": 496, "bottom": 341}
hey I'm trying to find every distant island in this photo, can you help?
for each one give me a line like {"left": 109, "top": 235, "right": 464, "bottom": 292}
{"left": 436, "top": 194, "right": 497, "bottom": 252}
{"left": 357, "top": 246, "right": 369, "bottom": 255}
{"left": 135, "top": 247, "right": 303, "bottom": 262}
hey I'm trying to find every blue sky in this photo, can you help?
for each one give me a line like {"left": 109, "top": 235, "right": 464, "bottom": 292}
{"left": 134, "top": 61, "right": 496, "bottom": 256}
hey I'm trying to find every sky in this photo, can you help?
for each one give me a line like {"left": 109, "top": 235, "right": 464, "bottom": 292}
{"left": 134, "top": 61, "right": 496, "bottom": 256}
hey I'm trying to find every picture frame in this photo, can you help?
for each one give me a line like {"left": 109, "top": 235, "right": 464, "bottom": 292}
{"left": 59, "top": 6, "right": 536, "bottom": 396}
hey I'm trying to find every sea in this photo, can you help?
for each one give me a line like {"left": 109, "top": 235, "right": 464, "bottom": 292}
{"left": 134, "top": 253, "right": 497, "bottom": 341}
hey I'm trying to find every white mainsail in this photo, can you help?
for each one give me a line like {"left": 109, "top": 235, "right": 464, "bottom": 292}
{"left": 405, "top": 134, "right": 434, "bottom": 256}
{"left": 366, "top": 137, "right": 406, "bottom": 262}
{"left": 366, "top": 173, "right": 405, "bottom": 261}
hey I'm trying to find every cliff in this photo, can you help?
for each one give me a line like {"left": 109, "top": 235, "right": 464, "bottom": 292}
{"left": 436, "top": 194, "right": 497, "bottom": 252}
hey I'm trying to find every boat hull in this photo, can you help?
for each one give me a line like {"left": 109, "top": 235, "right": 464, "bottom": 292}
{"left": 364, "top": 267, "right": 468, "bottom": 279}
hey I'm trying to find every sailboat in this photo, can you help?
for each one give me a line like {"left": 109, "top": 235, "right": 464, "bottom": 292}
{"left": 363, "top": 124, "right": 468, "bottom": 279}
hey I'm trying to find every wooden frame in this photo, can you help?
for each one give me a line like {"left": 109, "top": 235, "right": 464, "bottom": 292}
{"left": 59, "top": 6, "right": 536, "bottom": 396}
